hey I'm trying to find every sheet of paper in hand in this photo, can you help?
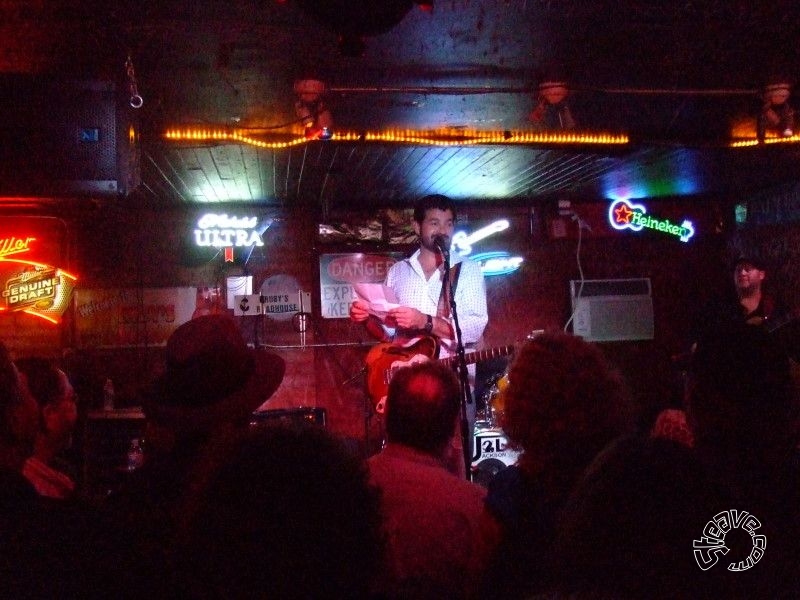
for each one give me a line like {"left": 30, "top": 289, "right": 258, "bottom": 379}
{"left": 353, "top": 283, "right": 400, "bottom": 322}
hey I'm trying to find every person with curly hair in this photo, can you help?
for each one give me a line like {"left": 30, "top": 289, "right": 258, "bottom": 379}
{"left": 480, "top": 331, "right": 635, "bottom": 599}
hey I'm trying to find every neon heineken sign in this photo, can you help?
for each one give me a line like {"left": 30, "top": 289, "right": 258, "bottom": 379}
{"left": 608, "top": 199, "right": 695, "bottom": 243}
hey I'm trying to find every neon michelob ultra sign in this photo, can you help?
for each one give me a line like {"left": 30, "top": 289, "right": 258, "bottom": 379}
{"left": 608, "top": 199, "right": 695, "bottom": 243}
{"left": 0, "top": 236, "right": 77, "bottom": 324}
{"left": 194, "top": 214, "right": 265, "bottom": 248}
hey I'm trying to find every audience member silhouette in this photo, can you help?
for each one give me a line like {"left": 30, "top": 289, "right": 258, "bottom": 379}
{"left": 179, "top": 421, "right": 384, "bottom": 599}
{"left": 548, "top": 321, "right": 800, "bottom": 599}
{"left": 481, "top": 331, "right": 635, "bottom": 598}
{"left": 107, "top": 314, "right": 285, "bottom": 594}
{"left": 0, "top": 341, "right": 44, "bottom": 597}
{"left": 16, "top": 356, "right": 79, "bottom": 499}
{"left": 368, "top": 361, "right": 500, "bottom": 599}
{"left": 0, "top": 341, "right": 39, "bottom": 510}
{"left": 685, "top": 320, "right": 800, "bottom": 597}
{"left": 0, "top": 342, "right": 129, "bottom": 598}
{"left": 549, "top": 435, "right": 717, "bottom": 599}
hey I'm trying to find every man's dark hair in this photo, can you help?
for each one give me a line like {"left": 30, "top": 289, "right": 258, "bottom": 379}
{"left": 413, "top": 194, "right": 457, "bottom": 225}
{"left": 385, "top": 361, "right": 461, "bottom": 454}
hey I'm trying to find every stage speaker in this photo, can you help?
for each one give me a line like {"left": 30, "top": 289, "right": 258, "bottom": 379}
{"left": 0, "top": 74, "right": 140, "bottom": 197}
{"left": 570, "top": 278, "right": 654, "bottom": 342}
{"left": 250, "top": 407, "right": 327, "bottom": 428}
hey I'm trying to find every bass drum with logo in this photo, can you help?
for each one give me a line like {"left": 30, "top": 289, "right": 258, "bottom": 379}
{"left": 472, "top": 371, "right": 519, "bottom": 487}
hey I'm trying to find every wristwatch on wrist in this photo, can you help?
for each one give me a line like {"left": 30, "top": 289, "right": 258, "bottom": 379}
{"left": 424, "top": 314, "right": 433, "bottom": 334}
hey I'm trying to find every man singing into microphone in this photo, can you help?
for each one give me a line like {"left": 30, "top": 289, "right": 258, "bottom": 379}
{"left": 350, "top": 194, "right": 488, "bottom": 475}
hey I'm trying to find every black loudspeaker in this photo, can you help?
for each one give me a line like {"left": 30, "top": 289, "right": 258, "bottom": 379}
{"left": 250, "top": 407, "right": 327, "bottom": 428}
{"left": 0, "top": 75, "right": 140, "bottom": 197}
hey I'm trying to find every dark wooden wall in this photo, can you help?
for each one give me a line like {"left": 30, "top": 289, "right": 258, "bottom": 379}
{"left": 7, "top": 193, "right": 797, "bottom": 450}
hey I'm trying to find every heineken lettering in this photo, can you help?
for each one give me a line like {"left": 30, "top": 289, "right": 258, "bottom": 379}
{"left": 608, "top": 199, "right": 695, "bottom": 243}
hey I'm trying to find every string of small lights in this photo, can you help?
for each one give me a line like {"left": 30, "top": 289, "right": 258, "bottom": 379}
{"left": 163, "top": 128, "right": 630, "bottom": 148}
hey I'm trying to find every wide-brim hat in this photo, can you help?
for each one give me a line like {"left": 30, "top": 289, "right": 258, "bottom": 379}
{"left": 143, "top": 314, "right": 285, "bottom": 431}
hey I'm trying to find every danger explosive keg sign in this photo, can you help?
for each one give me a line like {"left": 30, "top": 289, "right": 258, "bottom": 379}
{"left": 319, "top": 253, "right": 404, "bottom": 319}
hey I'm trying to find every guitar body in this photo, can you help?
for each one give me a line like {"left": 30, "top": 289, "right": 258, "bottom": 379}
{"left": 365, "top": 337, "right": 439, "bottom": 411}
{"left": 364, "top": 336, "right": 517, "bottom": 412}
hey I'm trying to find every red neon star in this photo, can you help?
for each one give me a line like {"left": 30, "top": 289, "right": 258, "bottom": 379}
{"left": 614, "top": 202, "right": 634, "bottom": 224}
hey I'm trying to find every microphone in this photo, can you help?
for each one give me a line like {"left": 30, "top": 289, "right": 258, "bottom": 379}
{"left": 432, "top": 234, "right": 450, "bottom": 256}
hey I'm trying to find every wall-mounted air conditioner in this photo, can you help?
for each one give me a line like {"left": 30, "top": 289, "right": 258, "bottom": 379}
{"left": 570, "top": 278, "right": 654, "bottom": 342}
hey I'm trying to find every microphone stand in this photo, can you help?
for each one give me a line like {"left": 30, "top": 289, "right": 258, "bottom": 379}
{"left": 441, "top": 248, "right": 474, "bottom": 480}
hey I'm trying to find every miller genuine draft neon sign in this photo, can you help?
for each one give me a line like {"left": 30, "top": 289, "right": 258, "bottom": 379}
{"left": 0, "top": 236, "right": 77, "bottom": 324}
{"left": 608, "top": 199, "right": 695, "bottom": 243}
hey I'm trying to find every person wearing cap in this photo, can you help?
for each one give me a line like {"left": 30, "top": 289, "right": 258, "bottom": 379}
{"left": 732, "top": 255, "right": 772, "bottom": 325}
{"left": 732, "top": 255, "right": 799, "bottom": 362}
{"left": 106, "top": 314, "right": 286, "bottom": 594}
{"left": 690, "top": 255, "right": 794, "bottom": 351}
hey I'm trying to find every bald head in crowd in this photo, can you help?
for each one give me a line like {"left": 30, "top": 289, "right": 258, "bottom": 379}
{"left": 385, "top": 362, "right": 461, "bottom": 456}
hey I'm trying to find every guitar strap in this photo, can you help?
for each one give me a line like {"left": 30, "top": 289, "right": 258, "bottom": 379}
{"left": 437, "top": 262, "right": 462, "bottom": 319}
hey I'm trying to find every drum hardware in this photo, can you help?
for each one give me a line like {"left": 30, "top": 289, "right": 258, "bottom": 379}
{"left": 475, "top": 371, "right": 509, "bottom": 432}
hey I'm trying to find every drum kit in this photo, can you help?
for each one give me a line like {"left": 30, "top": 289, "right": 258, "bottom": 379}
{"left": 475, "top": 371, "right": 509, "bottom": 431}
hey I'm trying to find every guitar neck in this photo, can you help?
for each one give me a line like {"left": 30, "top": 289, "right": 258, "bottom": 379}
{"left": 438, "top": 344, "right": 515, "bottom": 369}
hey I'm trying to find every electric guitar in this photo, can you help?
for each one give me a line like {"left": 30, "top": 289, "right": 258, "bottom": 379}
{"left": 365, "top": 336, "right": 516, "bottom": 412}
